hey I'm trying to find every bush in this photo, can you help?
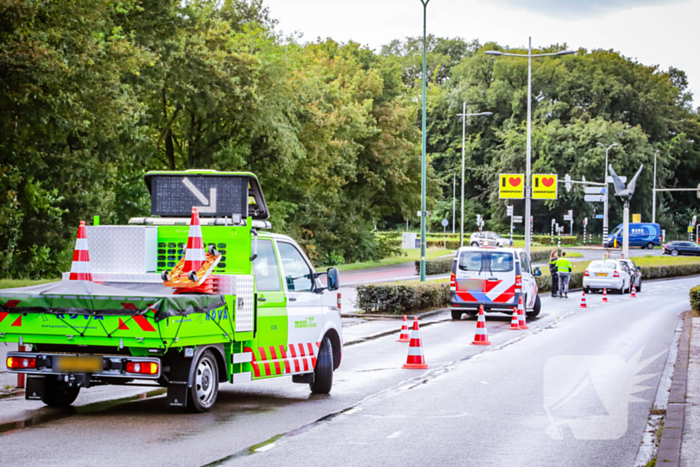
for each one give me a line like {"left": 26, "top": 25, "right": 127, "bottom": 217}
{"left": 415, "top": 257, "right": 454, "bottom": 275}
{"left": 691, "top": 285, "right": 700, "bottom": 312}
{"left": 356, "top": 281, "right": 450, "bottom": 314}
{"left": 536, "top": 272, "right": 584, "bottom": 292}
{"left": 426, "top": 239, "right": 461, "bottom": 249}
{"left": 639, "top": 263, "right": 700, "bottom": 280}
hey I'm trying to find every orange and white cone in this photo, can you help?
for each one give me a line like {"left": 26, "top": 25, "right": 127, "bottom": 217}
{"left": 471, "top": 305, "right": 492, "bottom": 345}
{"left": 397, "top": 315, "right": 410, "bottom": 342}
{"left": 580, "top": 291, "right": 588, "bottom": 309}
{"left": 509, "top": 307, "right": 521, "bottom": 330}
{"left": 69, "top": 221, "right": 92, "bottom": 281}
{"left": 602, "top": 288, "right": 609, "bottom": 303}
{"left": 182, "top": 207, "right": 206, "bottom": 278}
{"left": 631, "top": 284, "right": 637, "bottom": 297}
{"left": 402, "top": 317, "right": 428, "bottom": 369}
{"left": 517, "top": 295, "right": 529, "bottom": 330}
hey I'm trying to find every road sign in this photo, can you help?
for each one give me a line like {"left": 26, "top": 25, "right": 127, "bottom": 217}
{"left": 633, "top": 213, "right": 641, "bottom": 223}
{"left": 532, "top": 174, "right": 557, "bottom": 199}
{"left": 697, "top": 183, "right": 700, "bottom": 199}
{"left": 499, "top": 174, "right": 524, "bottom": 199}
{"left": 512, "top": 216, "right": 523, "bottom": 223}
{"left": 584, "top": 195, "right": 605, "bottom": 203}
{"left": 506, "top": 205, "right": 513, "bottom": 216}
{"left": 607, "top": 175, "right": 626, "bottom": 183}
{"left": 564, "top": 174, "right": 572, "bottom": 192}
{"left": 417, "top": 211, "right": 431, "bottom": 217}
{"left": 689, "top": 226, "right": 694, "bottom": 233}
{"left": 441, "top": 219, "right": 449, "bottom": 227}
{"left": 584, "top": 186, "right": 605, "bottom": 195}
{"left": 595, "top": 214, "right": 604, "bottom": 219}
{"left": 563, "top": 215, "right": 572, "bottom": 221}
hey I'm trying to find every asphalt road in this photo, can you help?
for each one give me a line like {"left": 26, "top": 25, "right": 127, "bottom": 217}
{"left": 0, "top": 275, "right": 694, "bottom": 466}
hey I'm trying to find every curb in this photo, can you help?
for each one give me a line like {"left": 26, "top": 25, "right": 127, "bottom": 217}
{"left": 656, "top": 311, "right": 691, "bottom": 466}
{"left": 341, "top": 308, "right": 449, "bottom": 320}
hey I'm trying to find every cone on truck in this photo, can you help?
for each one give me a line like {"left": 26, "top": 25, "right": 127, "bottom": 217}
{"left": 402, "top": 317, "right": 428, "bottom": 369}
{"left": 397, "top": 315, "right": 410, "bottom": 342}
{"left": 471, "top": 305, "right": 491, "bottom": 345}
{"left": 69, "top": 221, "right": 92, "bottom": 281}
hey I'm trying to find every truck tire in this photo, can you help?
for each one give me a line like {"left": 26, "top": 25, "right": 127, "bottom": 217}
{"left": 187, "top": 350, "right": 219, "bottom": 413}
{"left": 646, "top": 242, "right": 654, "bottom": 250}
{"left": 527, "top": 295, "right": 541, "bottom": 318}
{"left": 310, "top": 337, "right": 333, "bottom": 394}
{"left": 43, "top": 377, "right": 80, "bottom": 407}
{"left": 451, "top": 310, "right": 462, "bottom": 320}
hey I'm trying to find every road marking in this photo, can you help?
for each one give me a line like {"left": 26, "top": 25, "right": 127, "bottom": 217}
{"left": 480, "top": 381, "right": 489, "bottom": 385}
{"left": 387, "top": 431, "right": 402, "bottom": 439}
{"left": 255, "top": 443, "right": 276, "bottom": 453}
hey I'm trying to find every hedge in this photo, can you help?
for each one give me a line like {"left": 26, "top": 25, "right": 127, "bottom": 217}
{"left": 691, "top": 285, "right": 700, "bottom": 312}
{"left": 416, "top": 249, "right": 557, "bottom": 276}
{"left": 356, "top": 281, "right": 450, "bottom": 314}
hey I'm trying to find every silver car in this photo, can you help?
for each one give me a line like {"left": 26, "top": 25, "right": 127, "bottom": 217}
{"left": 469, "top": 231, "right": 514, "bottom": 248}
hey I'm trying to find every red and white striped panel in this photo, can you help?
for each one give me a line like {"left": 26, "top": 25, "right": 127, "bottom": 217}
{"left": 241, "top": 342, "right": 321, "bottom": 378}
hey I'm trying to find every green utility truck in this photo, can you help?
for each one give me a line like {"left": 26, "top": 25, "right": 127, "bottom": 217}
{"left": 1, "top": 170, "right": 343, "bottom": 412}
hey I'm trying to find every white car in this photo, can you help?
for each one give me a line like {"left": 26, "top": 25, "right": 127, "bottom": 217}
{"left": 469, "top": 231, "right": 514, "bottom": 248}
{"left": 450, "top": 246, "right": 541, "bottom": 319}
{"left": 583, "top": 259, "right": 631, "bottom": 294}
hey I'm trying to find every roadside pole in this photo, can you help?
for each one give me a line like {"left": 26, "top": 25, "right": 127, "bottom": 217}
{"left": 551, "top": 219, "right": 555, "bottom": 245}
{"left": 622, "top": 200, "right": 630, "bottom": 258}
{"left": 583, "top": 218, "right": 587, "bottom": 245}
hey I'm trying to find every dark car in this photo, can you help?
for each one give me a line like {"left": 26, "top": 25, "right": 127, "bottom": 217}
{"left": 663, "top": 241, "right": 700, "bottom": 257}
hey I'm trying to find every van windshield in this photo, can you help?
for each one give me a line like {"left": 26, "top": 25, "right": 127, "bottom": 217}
{"left": 458, "top": 251, "right": 482, "bottom": 272}
{"left": 610, "top": 227, "right": 622, "bottom": 237}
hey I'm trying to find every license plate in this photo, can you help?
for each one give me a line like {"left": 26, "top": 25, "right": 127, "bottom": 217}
{"left": 55, "top": 355, "right": 103, "bottom": 373}
{"left": 595, "top": 273, "right": 608, "bottom": 277}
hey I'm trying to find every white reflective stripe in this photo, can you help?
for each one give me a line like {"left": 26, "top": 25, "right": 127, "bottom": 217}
{"left": 410, "top": 330, "right": 420, "bottom": 339}
{"left": 408, "top": 347, "right": 423, "bottom": 356}
{"left": 188, "top": 225, "right": 202, "bottom": 237}
{"left": 74, "top": 238, "right": 89, "bottom": 250}
{"left": 185, "top": 249, "right": 206, "bottom": 260}
{"left": 233, "top": 372, "right": 252, "bottom": 383}
{"left": 233, "top": 352, "right": 253, "bottom": 364}
{"left": 70, "top": 262, "right": 92, "bottom": 273}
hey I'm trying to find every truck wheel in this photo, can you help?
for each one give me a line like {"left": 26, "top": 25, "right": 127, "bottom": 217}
{"left": 527, "top": 295, "right": 541, "bottom": 318}
{"left": 43, "top": 377, "right": 80, "bottom": 407}
{"left": 646, "top": 242, "right": 654, "bottom": 250}
{"left": 451, "top": 310, "right": 462, "bottom": 320}
{"left": 187, "top": 350, "right": 219, "bottom": 413}
{"left": 310, "top": 337, "right": 333, "bottom": 394}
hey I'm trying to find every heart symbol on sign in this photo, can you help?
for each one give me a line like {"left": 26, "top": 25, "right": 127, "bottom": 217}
{"left": 509, "top": 177, "right": 521, "bottom": 187}
{"left": 542, "top": 177, "right": 554, "bottom": 187}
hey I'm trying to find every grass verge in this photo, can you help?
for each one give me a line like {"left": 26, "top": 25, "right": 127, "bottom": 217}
{"left": 331, "top": 248, "right": 452, "bottom": 271}
{"left": 0, "top": 278, "right": 59, "bottom": 290}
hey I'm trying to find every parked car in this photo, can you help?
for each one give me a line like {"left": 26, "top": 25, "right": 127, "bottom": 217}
{"left": 604, "top": 222, "right": 661, "bottom": 249}
{"left": 583, "top": 259, "right": 631, "bottom": 294}
{"left": 619, "top": 258, "right": 643, "bottom": 292}
{"left": 663, "top": 241, "right": 700, "bottom": 257}
{"left": 469, "top": 231, "right": 514, "bottom": 248}
{"left": 450, "top": 246, "right": 541, "bottom": 319}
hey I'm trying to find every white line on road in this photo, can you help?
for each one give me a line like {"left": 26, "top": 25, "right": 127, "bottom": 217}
{"left": 255, "top": 443, "right": 276, "bottom": 453}
{"left": 387, "top": 431, "right": 402, "bottom": 439}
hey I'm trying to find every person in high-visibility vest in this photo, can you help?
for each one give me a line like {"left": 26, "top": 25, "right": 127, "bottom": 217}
{"left": 549, "top": 250, "right": 559, "bottom": 298}
{"left": 555, "top": 251, "right": 573, "bottom": 298}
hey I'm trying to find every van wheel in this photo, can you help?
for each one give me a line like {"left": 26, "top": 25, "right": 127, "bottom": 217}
{"left": 471, "top": 242, "right": 479, "bottom": 247}
{"left": 43, "top": 377, "right": 80, "bottom": 407}
{"left": 646, "top": 242, "right": 654, "bottom": 250}
{"left": 527, "top": 295, "right": 541, "bottom": 318}
{"left": 451, "top": 310, "right": 462, "bottom": 320}
{"left": 187, "top": 350, "right": 219, "bottom": 413}
{"left": 311, "top": 337, "right": 333, "bottom": 394}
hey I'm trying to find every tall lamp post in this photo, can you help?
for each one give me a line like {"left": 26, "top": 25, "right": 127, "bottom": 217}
{"left": 486, "top": 39, "right": 574, "bottom": 256}
{"left": 597, "top": 142, "right": 618, "bottom": 245}
{"left": 456, "top": 105, "right": 492, "bottom": 247}
{"left": 452, "top": 171, "right": 456, "bottom": 234}
{"left": 419, "top": 0, "right": 430, "bottom": 282}
{"left": 653, "top": 150, "right": 659, "bottom": 223}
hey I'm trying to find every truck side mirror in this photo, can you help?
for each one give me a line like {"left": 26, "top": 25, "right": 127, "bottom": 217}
{"left": 327, "top": 267, "right": 340, "bottom": 291}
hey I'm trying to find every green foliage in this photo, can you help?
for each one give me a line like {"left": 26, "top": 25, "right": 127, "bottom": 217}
{"left": 356, "top": 281, "right": 450, "bottom": 314}
{"left": 415, "top": 257, "right": 454, "bottom": 275}
{"left": 690, "top": 285, "right": 700, "bottom": 312}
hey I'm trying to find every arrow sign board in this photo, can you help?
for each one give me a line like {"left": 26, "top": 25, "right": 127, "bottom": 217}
{"left": 584, "top": 194, "right": 606, "bottom": 203}
{"left": 150, "top": 175, "right": 247, "bottom": 217}
{"left": 584, "top": 186, "right": 605, "bottom": 195}
{"left": 607, "top": 175, "right": 627, "bottom": 183}
{"left": 512, "top": 216, "right": 523, "bottom": 223}
{"left": 595, "top": 214, "right": 604, "bottom": 219}
{"left": 499, "top": 174, "right": 524, "bottom": 199}
{"left": 532, "top": 174, "right": 558, "bottom": 199}
{"left": 506, "top": 205, "right": 513, "bottom": 216}
{"left": 563, "top": 215, "right": 572, "bottom": 221}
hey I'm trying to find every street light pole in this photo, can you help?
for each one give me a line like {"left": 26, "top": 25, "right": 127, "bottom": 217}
{"left": 653, "top": 150, "right": 659, "bottom": 223}
{"left": 485, "top": 41, "right": 574, "bottom": 257}
{"left": 419, "top": 0, "right": 429, "bottom": 282}
{"left": 597, "top": 142, "right": 618, "bottom": 245}
{"left": 456, "top": 107, "right": 493, "bottom": 248}
{"left": 452, "top": 171, "right": 456, "bottom": 234}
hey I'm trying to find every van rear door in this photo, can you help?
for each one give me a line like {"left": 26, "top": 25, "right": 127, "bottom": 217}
{"left": 454, "top": 250, "right": 516, "bottom": 306}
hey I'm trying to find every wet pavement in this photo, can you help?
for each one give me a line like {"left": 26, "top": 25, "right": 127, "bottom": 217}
{"left": 0, "top": 276, "right": 694, "bottom": 466}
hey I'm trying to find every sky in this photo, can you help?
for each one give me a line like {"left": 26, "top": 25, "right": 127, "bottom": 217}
{"left": 263, "top": 0, "right": 699, "bottom": 104}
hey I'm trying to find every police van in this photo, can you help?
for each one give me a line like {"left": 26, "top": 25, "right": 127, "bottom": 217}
{"left": 449, "top": 246, "right": 541, "bottom": 320}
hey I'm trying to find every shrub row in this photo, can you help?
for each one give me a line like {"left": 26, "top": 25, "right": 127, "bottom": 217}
{"left": 691, "top": 285, "right": 700, "bottom": 312}
{"left": 356, "top": 282, "right": 450, "bottom": 314}
{"left": 414, "top": 257, "right": 454, "bottom": 275}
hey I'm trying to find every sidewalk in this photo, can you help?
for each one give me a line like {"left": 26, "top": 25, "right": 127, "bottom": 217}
{"left": 681, "top": 316, "right": 700, "bottom": 466}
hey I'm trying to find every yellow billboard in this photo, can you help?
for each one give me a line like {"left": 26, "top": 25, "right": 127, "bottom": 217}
{"left": 499, "top": 174, "right": 524, "bottom": 199}
{"left": 532, "top": 174, "right": 558, "bottom": 199}
{"left": 632, "top": 213, "right": 641, "bottom": 223}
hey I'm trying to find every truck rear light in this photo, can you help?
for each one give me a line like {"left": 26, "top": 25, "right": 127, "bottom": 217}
{"left": 450, "top": 273, "right": 456, "bottom": 288}
{"left": 7, "top": 357, "right": 36, "bottom": 370}
{"left": 126, "top": 361, "right": 159, "bottom": 375}
{"left": 584, "top": 270, "right": 589, "bottom": 277}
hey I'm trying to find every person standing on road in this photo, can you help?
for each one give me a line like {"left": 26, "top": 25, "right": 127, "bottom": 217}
{"left": 555, "top": 251, "right": 573, "bottom": 298}
{"left": 549, "top": 250, "right": 559, "bottom": 298}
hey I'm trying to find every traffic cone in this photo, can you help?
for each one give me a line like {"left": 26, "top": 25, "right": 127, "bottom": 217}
{"left": 579, "top": 291, "right": 588, "bottom": 309}
{"left": 69, "top": 221, "right": 92, "bottom": 281}
{"left": 397, "top": 315, "right": 410, "bottom": 342}
{"left": 631, "top": 284, "right": 637, "bottom": 297}
{"left": 602, "top": 288, "right": 609, "bottom": 303}
{"left": 471, "top": 305, "right": 492, "bottom": 345}
{"left": 182, "top": 207, "right": 206, "bottom": 279}
{"left": 402, "top": 317, "right": 428, "bottom": 369}
{"left": 509, "top": 307, "right": 521, "bottom": 330}
{"left": 517, "top": 295, "right": 529, "bottom": 330}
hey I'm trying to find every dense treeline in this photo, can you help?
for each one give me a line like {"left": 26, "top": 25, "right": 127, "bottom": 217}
{"left": 2, "top": 1, "right": 699, "bottom": 278}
